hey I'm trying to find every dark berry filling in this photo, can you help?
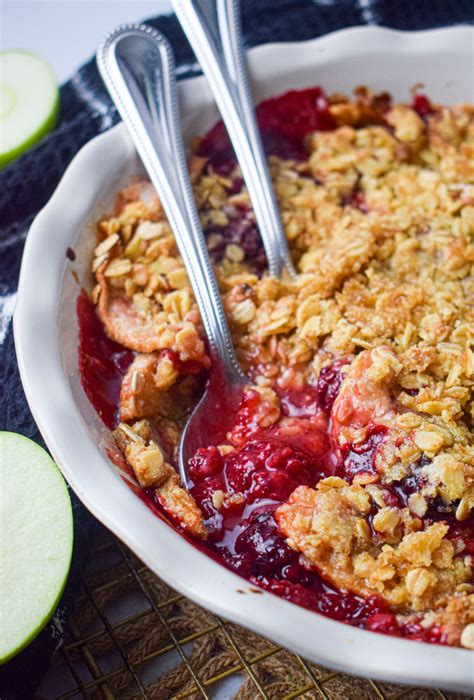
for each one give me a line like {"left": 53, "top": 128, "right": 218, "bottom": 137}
{"left": 315, "top": 361, "right": 347, "bottom": 414}
{"left": 198, "top": 86, "right": 336, "bottom": 171}
{"left": 78, "top": 87, "right": 465, "bottom": 645}
{"left": 198, "top": 87, "right": 337, "bottom": 272}
{"left": 206, "top": 214, "right": 267, "bottom": 272}
{"left": 77, "top": 291, "right": 134, "bottom": 429}
{"left": 77, "top": 295, "right": 457, "bottom": 642}
{"left": 343, "top": 189, "right": 369, "bottom": 213}
{"left": 450, "top": 516, "right": 474, "bottom": 556}
{"left": 339, "top": 425, "right": 387, "bottom": 483}
{"left": 412, "top": 94, "right": 435, "bottom": 119}
{"left": 365, "top": 612, "right": 447, "bottom": 644}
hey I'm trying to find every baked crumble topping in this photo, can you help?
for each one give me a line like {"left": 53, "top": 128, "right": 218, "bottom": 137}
{"left": 79, "top": 86, "right": 474, "bottom": 647}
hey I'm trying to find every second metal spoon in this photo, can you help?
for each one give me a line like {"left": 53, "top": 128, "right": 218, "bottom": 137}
{"left": 173, "top": 0, "right": 296, "bottom": 278}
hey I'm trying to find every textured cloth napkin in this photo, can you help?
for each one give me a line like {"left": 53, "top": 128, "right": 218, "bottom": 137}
{"left": 0, "top": 0, "right": 471, "bottom": 695}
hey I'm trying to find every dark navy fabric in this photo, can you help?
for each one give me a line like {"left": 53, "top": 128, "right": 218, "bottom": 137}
{"left": 0, "top": 1, "right": 471, "bottom": 694}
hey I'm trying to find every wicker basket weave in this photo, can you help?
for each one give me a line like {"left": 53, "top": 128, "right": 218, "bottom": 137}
{"left": 38, "top": 521, "right": 469, "bottom": 699}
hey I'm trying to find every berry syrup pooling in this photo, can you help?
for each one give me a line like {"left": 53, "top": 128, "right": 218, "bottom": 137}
{"left": 78, "top": 87, "right": 472, "bottom": 645}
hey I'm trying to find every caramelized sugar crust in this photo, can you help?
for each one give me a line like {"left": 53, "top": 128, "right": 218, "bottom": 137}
{"left": 87, "top": 90, "right": 473, "bottom": 647}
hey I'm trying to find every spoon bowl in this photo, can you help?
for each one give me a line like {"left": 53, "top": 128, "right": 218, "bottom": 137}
{"left": 178, "top": 357, "right": 247, "bottom": 484}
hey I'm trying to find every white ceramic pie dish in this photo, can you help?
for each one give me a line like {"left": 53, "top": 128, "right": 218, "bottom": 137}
{"left": 14, "top": 26, "right": 474, "bottom": 692}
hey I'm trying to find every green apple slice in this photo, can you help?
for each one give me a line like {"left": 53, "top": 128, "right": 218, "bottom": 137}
{"left": 0, "top": 51, "right": 59, "bottom": 167}
{"left": 0, "top": 432, "right": 73, "bottom": 664}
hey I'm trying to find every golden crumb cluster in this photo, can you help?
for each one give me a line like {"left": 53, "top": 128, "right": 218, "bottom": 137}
{"left": 89, "top": 89, "right": 473, "bottom": 647}
{"left": 276, "top": 479, "right": 471, "bottom": 615}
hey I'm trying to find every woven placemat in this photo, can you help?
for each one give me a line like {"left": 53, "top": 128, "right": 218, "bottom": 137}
{"left": 37, "top": 521, "right": 470, "bottom": 699}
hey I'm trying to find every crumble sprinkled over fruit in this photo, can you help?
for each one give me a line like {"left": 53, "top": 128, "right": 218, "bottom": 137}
{"left": 78, "top": 86, "right": 474, "bottom": 647}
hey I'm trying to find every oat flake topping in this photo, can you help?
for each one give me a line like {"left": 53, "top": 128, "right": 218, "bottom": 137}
{"left": 82, "top": 88, "right": 474, "bottom": 647}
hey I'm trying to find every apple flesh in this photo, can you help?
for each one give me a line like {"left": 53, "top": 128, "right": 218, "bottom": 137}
{"left": 0, "top": 51, "right": 59, "bottom": 168}
{"left": 0, "top": 432, "right": 73, "bottom": 664}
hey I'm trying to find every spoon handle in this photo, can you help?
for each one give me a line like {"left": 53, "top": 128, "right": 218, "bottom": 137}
{"left": 97, "top": 24, "right": 246, "bottom": 382}
{"left": 172, "top": 0, "right": 295, "bottom": 278}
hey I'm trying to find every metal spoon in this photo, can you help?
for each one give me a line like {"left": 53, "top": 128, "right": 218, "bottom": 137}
{"left": 172, "top": 0, "right": 296, "bottom": 278}
{"left": 97, "top": 24, "right": 250, "bottom": 487}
